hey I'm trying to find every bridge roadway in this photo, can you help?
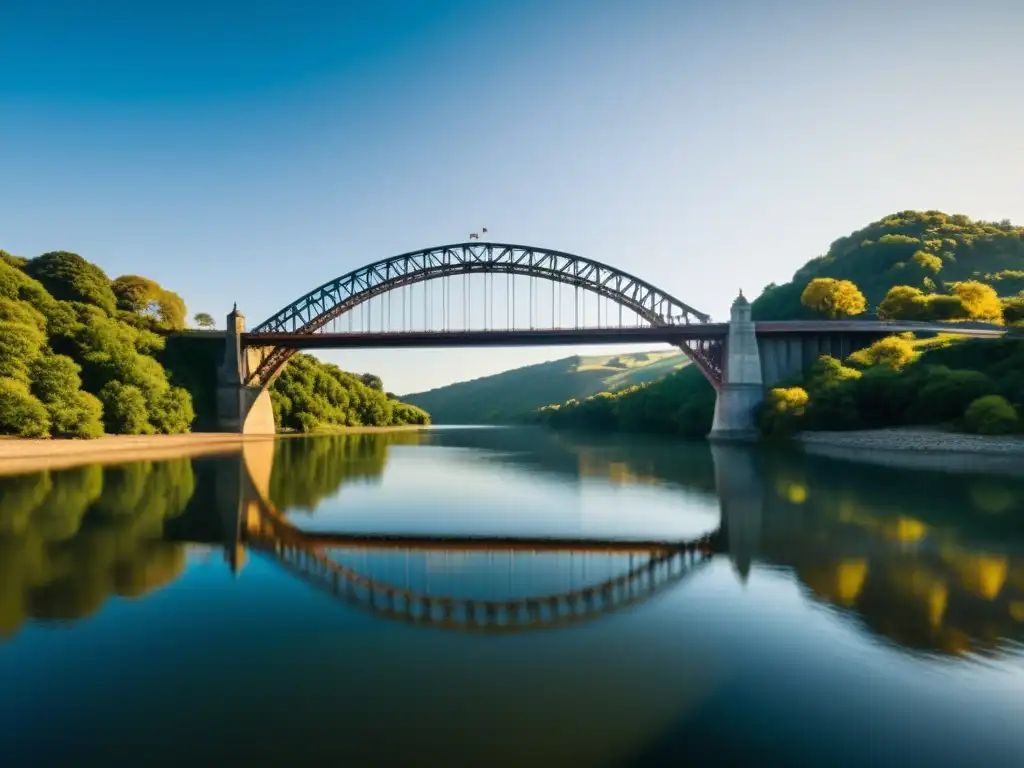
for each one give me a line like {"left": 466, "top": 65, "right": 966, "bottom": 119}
{"left": 240, "top": 320, "right": 1006, "bottom": 350}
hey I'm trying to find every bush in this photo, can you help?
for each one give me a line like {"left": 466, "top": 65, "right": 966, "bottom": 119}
{"left": 99, "top": 381, "right": 151, "bottom": 435}
{"left": 909, "top": 368, "right": 999, "bottom": 425}
{"left": 963, "top": 395, "right": 1019, "bottom": 435}
{"left": 759, "top": 387, "right": 809, "bottom": 435}
{"left": 0, "top": 378, "right": 50, "bottom": 437}
{"left": 847, "top": 335, "right": 918, "bottom": 370}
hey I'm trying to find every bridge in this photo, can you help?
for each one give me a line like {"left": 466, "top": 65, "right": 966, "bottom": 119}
{"left": 189, "top": 439, "right": 763, "bottom": 635}
{"left": 212, "top": 242, "right": 1007, "bottom": 439}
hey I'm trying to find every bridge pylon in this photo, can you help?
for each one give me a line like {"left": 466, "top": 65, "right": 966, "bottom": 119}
{"left": 709, "top": 292, "right": 764, "bottom": 441}
{"left": 216, "top": 305, "right": 276, "bottom": 434}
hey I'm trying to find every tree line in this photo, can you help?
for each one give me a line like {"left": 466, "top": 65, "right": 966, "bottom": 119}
{"left": 1, "top": 248, "right": 430, "bottom": 438}
{"left": 533, "top": 210, "right": 1023, "bottom": 439}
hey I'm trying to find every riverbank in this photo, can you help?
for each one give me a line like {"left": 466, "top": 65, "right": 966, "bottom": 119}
{"left": 0, "top": 426, "right": 428, "bottom": 477}
{"left": 797, "top": 428, "right": 1024, "bottom": 476}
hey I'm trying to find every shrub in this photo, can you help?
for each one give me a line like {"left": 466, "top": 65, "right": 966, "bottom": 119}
{"left": 0, "top": 377, "right": 50, "bottom": 437}
{"left": 963, "top": 395, "right": 1019, "bottom": 435}
{"left": 847, "top": 335, "right": 918, "bottom": 370}
{"left": 760, "top": 387, "right": 809, "bottom": 435}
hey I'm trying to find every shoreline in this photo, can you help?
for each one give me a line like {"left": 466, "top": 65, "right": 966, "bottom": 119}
{"left": 796, "top": 428, "right": 1024, "bottom": 476}
{"left": 0, "top": 426, "right": 428, "bottom": 477}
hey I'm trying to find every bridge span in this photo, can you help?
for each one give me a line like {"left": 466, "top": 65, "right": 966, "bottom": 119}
{"left": 209, "top": 241, "right": 1009, "bottom": 439}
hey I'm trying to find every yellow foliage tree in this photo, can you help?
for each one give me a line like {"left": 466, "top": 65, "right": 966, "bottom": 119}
{"left": 951, "top": 281, "right": 1004, "bottom": 323}
{"left": 911, "top": 250, "right": 943, "bottom": 273}
{"left": 800, "top": 278, "right": 867, "bottom": 319}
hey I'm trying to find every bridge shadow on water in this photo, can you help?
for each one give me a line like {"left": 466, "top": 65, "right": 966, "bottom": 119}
{"left": 3, "top": 427, "right": 1024, "bottom": 660}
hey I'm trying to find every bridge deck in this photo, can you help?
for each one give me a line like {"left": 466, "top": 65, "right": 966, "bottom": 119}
{"left": 241, "top": 321, "right": 1004, "bottom": 349}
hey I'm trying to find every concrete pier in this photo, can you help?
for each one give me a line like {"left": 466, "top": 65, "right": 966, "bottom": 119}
{"left": 709, "top": 292, "right": 764, "bottom": 442}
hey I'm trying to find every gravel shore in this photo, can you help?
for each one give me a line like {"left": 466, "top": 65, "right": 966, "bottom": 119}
{"left": 797, "top": 428, "right": 1024, "bottom": 475}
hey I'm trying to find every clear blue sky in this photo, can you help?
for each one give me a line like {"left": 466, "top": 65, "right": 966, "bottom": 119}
{"left": 2, "top": 0, "right": 1022, "bottom": 394}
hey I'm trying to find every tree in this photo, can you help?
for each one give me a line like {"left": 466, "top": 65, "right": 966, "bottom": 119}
{"left": 0, "top": 378, "right": 50, "bottom": 437}
{"left": 29, "top": 354, "right": 104, "bottom": 438}
{"left": 912, "top": 250, "right": 943, "bottom": 273}
{"left": 193, "top": 312, "right": 215, "bottom": 329}
{"left": 99, "top": 381, "right": 151, "bottom": 435}
{"left": 112, "top": 275, "right": 187, "bottom": 329}
{"left": 951, "top": 281, "right": 1003, "bottom": 323}
{"left": 963, "top": 395, "right": 1019, "bottom": 435}
{"left": 800, "top": 278, "right": 866, "bottom": 319}
{"left": 877, "top": 285, "right": 927, "bottom": 320}
{"left": 847, "top": 335, "right": 918, "bottom": 370}
{"left": 24, "top": 252, "right": 117, "bottom": 315}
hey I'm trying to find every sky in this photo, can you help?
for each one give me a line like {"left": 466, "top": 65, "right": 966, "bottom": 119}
{"left": 2, "top": 0, "right": 1022, "bottom": 395}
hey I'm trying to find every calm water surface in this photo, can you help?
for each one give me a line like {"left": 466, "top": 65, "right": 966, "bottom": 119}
{"left": 2, "top": 427, "right": 1023, "bottom": 767}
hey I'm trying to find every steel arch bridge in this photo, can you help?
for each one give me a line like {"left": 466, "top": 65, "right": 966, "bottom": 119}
{"left": 242, "top": 242, "right": 720, "bottom": 388}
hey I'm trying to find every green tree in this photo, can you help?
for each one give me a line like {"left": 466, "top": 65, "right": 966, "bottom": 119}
{"left": 24, "top": 252, "right": 118, "bottom": 315}
{"left": 800, "top": 278, "right": 867, "bottom": 319}
{"left": 0, "top": 378, "right": 50, "bottom": 437}
{"left": 99, "top": 381, "right": 151, "bottom": 434}
{"left": 29, "top": 354, "right": 104, "bottom": 438}
{"left": 963, "top": 395, "right": 1019, "bottom": 435}
{"left": 111, "top": 275, "right": 187, "bottom": 329}
{"left": 193, "top": 312, "right": 215, "bottom": 328}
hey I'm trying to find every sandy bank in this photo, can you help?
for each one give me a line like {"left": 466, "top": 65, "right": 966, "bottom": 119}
{"left": 797, "top": 428, "right": 1024, "bottom": 476}
{"left": 0, "top": 426, "right": 427, "bottom": 477}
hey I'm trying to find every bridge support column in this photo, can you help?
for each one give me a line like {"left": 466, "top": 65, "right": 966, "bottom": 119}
{"left": 215, "top": 305, "right": 276, "bottom": 435}
{"left": 709, "top": 292, "right": 764, "bottom": 442}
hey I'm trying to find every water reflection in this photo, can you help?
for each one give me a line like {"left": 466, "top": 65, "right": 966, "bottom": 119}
{"left": 1, "top": 428, "right": 1023, "bottom": 663}
{"left": 0, "top": 460, "right": 193, "bottom": 637}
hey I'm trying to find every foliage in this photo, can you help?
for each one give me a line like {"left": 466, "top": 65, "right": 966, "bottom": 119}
{"left": 847, "top": 334, "right": 918, "bottom": 370}
{"left": 23, "top": 252, "right": 118, "bottom": 315}
{"left": 760, "top": 334, "right": 1024, "bottom": 436}
{"left": 951, "top": 281, "right": 1003, "bottom": 323}
{"left": 759, "top": 387, "right": 809, "bottom": 435}
{"left": 404, "top": 350, "right": 688, "bottom": 424}
{"left": 270, "top": 354, "right": 429, "bottom": 432}
{"left": 963, "top": 395, "right": 1019, "bottom": 436}
{"left": 0, "top": 378, "right": 50, "bottom": 437}
{"left": 111, "top": 275, "right": 188, "bottom": 330}
{"left": 753, "top": 211, "right": 1023, "bottom": 321}
{"left": 0, "top": 249, "right": 200, "bottom": 437}
{"left": 0, "top": 459, "right": 193, "bottom": 637}
{"left": 800, "top": 278, "right": 866, "bottom": 319}
{"left": 533, "top": 363, "right": 716, "bottom": 439}
{"left": 193, "top": 312, "right": 215, "bottom": 329}
{"left": 29, "top": 354, "right": 104, "bottom": 438}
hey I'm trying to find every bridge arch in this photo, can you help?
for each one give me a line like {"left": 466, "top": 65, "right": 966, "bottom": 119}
{"left": 243, "top": 242, "right": 713, "bottom": 387}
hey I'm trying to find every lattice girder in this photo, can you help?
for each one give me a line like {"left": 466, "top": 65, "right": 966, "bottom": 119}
{"left": 246, "top": 243, "right": 713, "bottom": 386}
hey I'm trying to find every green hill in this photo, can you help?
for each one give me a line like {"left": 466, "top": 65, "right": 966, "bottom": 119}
{"left": 534, "top": 210, "right": 1024, "bottom": 440}
{"left": 402, "top": 350, "right": 688, "bottom": 424}
{"left": 752, "top": 210, "right": 1024, "bottom": 320}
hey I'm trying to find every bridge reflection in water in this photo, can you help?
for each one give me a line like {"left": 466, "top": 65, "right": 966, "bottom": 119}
{"left": 207, "top": 439, "right": 763, "bottom": 634}
{"left": 188, "top": 431, "right": 1024, "bottom": 656}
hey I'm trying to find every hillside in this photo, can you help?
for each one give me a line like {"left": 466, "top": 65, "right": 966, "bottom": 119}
{"left": 533, "top": 210, "right": 1023, "bottom": 440}
{"left": 0, "top": 248, "right": 426, "bottom": 437}
{"left": 752, "top": 211, "right": 1024, "bottom": 320}
{"left": 402, "top": 350, "right": 688, "bottom": 424}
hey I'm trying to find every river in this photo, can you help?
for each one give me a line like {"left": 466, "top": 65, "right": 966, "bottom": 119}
{"left": 1, "top": 427, "right": 1023, "bottom": 766}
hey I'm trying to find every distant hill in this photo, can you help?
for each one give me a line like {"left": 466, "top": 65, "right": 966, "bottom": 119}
{"left": 402, "top": 350, "right": 687, "bottom": 424}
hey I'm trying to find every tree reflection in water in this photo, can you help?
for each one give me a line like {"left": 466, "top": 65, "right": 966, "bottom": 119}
{"left": 1, "top": 429, "right": 1023, "bottom": 662}
{"left": 0, "top": 460, "right": 194, "bottom": 636}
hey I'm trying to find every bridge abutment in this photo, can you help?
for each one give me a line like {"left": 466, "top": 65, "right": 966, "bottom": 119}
{"left": 709, "top": 293, "right": 764, "bottom": 442}
{"left": 216, "top": 305, "right": 276, "bottom": 435}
